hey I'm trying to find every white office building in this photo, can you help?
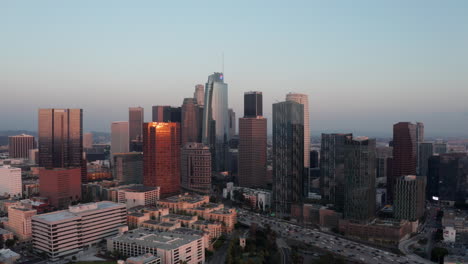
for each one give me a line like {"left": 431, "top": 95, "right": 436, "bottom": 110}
{"left": 32, "top": 202, "right": 127, "bottom": 261}
{"left": 0, "top": 165, "right": 22, "bottom": 197}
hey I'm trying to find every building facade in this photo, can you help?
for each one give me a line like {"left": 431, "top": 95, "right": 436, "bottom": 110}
{"left": 343, "top": 137, "right": 376, "bottom": 221}
{"left": 8, "top": 134, "right": 35, "bottom": 159}
{"left": 129, "top": 107, "right": 144, "bottom": 152}
{"left": 394, "top": 175, "right": 426, "bottom": 221}
{"left": 113, "top": 152, "right": 143, "bottom": 184}
{"left": 427, "top": 153, "right": 468, "bottom": 202}
{"left": 194, "top": 84, "right": 204, "bottom": 106}
{"left": 286, "top": 93, "right": 310, "bottom": 168}
{"left": 111, "top": 121, "right": 129, "bottom": 154}
{"left": 201, "top": 72, "right": 229, "bottom": 172}
{"left": 272, "top": 101, "right": 304, "bottom": 217}
{"left": 417, "top": 142, "right": 433, "bottom": 177}
{"left": 143, "top": 122, "right": 181, "bottom": 197}
{"left": 4, "top": 205, "right": 36, "bottom": 241}
{"left": 39, "top": 168, "right": 82, "bottom": 209}
{"left": 0, "top": 165, "right": 22, "bottom": 197}
{"left": 32, "top": 202, "right": 127, "bottom": 261}
{"left": 181, "top": 143, "right": 212, "bottom": 194}
{"left": 181, "top": 98, "right": 202, "bottom": 146}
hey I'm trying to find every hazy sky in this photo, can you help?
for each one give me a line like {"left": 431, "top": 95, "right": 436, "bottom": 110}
{"left": 2, "top": 1, "right": 468, "bottom": 137}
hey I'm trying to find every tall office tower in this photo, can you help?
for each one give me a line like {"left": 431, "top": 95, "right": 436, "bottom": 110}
{"left": 238, "top": 91, "right": 267, "bottom": 188}
{"left": 286, "top": 93, "right": 310, "bottom": 169}
{"left": 194, "top": 84, "right": 205, "bottom": 106}
{"left": 244, "top": 91, "right": 263, "bottom": 117}
{"left": 129, "top": 107, "right": 144, "bottom": 151}
{"left": 343, "top": 137, "right": 376, "bottom": 221}
{"left": 152, "top": 106, "right": 182, "bottom": 122}
{"left": 112, "top": 152, "right": 143, "bottom": 184}
{"left": 38, "top": 108, "right": 83, "bottom": 168}
{"left": 39, "top": 168, "right": 82, "bottom": 209}
{"left": 83, "top": 132, "right": 93, "bottom": 149}
{"left": 320, "top": 133, "right": 352, "bottom": 211}
{"left": 310, "top": 150, "right": 319, "bottom": 168}
{"left": 181, "top": 143, "right": 212, "bottom": 194}
{"left": 415, "top": 122, "right": 424, "bottom": 174}
{"left": 418, "top": 142, "right": 433, "bottom": 177}
{"left": 111, "top": 121, "right": 129, "bottom": 154}
{"left": 375, "top": 146, "right": 393, "bottom": 184}
{"left": 427, "top": 153, "right": 468, "bottom": 202}
{"left": 8, "top": 134, "right": 36, "bottom": 158}
{"left": 394, "top": 175, "right": 426, "bottom": 221}
{"left": 143, "top": 122, "right": 181, "bottom": 197}
{"left": 181, "top": 98, "right": 202, "bottom": 146}
{"left": 388, "top": 122, "right": 417, "bottom": 203}
{"left": 228, "top": 108, "right": 236, "bottom": 138}
{"left": 202, "top": 72, "right": 229, "bottom": 172}
{"left": 0, "top": 165, "right": 22, "bottom": 197}
{"left": 272, "top": 101, "right": 304, "bottom": 217}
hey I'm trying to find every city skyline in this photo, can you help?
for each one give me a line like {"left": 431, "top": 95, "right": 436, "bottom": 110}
{"left": 2, "top": 1, "right": 468, "bottom": 137}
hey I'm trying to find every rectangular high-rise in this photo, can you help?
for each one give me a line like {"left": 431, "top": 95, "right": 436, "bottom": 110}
{"left": 194, "top": 84, "right": 205, "bottom": 106}
{"left": 427, "top": 153, "right": 468, "bottom": 202}
{"left": 113, "top": 152, "right": 143, "bottom": 184}
{"left": 39, "top": 168, "right": 82, "bottom": 209}
{"left": 320, "top": 133, "right": 352, "bottom": 211}
{"left": 8, "top": 134, "right": 36, "bottom": 159}
{"left": 38, "top": 109, "right": 83, "bottom": 169}
{"left": 0, "top": 165, "right": 22, "bottom": 197}
{"left": 418, "top": 142, "right": 433, "bottom": 177}
{"left": 129, "top": 107, "right": 144, "bottom": 151}
{"left": 181, "top": 143, "right": 212, "bottom": 194}
{"left": 181, "top": 98, "right": 202, "bottom": 146}
{"left": 111, "top": 121, "right": 129, "bottom": 154}
{"left": 238, "top": 91, "right": 267, "bottom": 188}
{"left": 388, "top": 122, "right": 417, "bottom": 203}
{"left": 152, "top": 106, "right": 182, "bottom": 123}
{"left": 272, "top": 101, "right": 304, "bottom": 217}
{"left": 343, "top": 137, "right": 376, "bottom": 222}
{"left": 143, "top": 122, "right": 180, "bottom": 197}
{"left": 394, "top": 175, "right": 426, "bottom": 221}
{"left": 286, "top": 93, "right": 310, "bottom": 169}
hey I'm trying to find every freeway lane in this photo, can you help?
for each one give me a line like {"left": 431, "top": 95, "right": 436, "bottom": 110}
{"left": 237, "top": 210, "right": 433, "bottom": 264}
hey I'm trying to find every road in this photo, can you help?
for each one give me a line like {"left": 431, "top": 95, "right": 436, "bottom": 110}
{"left": 208, "top": 238, "right": 229, "bottom": 264}
{"left": 276, "top": 238, "right": 291, "bottom": 264}
{"left": 238, "top": 209, "right": 433, "bottom": 264}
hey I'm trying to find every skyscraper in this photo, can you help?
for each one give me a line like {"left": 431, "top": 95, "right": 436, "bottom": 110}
{"left": 238, "top": 91, "right": 267, "bottom": 188}
{"left": 343, "top": 137, "right": 376, "bottom": 221}
{"left": 143, "top": 122, "right": 180, "bottom": 197}
{"left": 244, "top": 91, "right": 263, "bottom": 117}
{"left": 194, "top": 84, "right": 204, "bottom": 106}
{"left": 38, "top": 109, "right": 83, "bottom": 169}
{"left": 39, "top": 167, "right": 82, "bottom": 209}
{"left": 427, "top": 153, "right": 468, "bottom": 202}
{"left": 152, "top": 106, "right": 181, "bottom": 123}
{"left": 0, "top": 165, "right": 22, "bottom": 197}
{"left": 201, "top": 72, "right": 229, "bottom": 172}
{"left": 394, "top": 175, "right": 426, "bottom": 221}
{"left": 111, "top": 121, "right": 129, "bottom": 154}
{"left": 388, "top": 122, "right": 417, "bottom": 203}
{"left": 181, "top": 142, "right": 212, "bottom": 194}
{"left": 112, "top": 152, "right": 143, "bottom": 184}
{"left": 129, "top": 107, "right": 144, "bottom": 151}
{"left": 228, "top": 108, "right": 236, "bottom": 139}
{"left": 181, "top": 98, "right": 202, "bottom": 146}
{"left": 418, "top": 142, "right": 433, "bottom": 177}
{"left": 8, "top": 134, "right": 36, "bottom": 159}
{"left": 286, "top": 93, "right": 310, "bottom": 169}
{"left": 415, "top": 122, "right": 424, "bottom": 174}
{"left": 320, "top": 133, "right": 352, "bottom": 211}
{"left": 272, "top": 101, "right": 304, "bottom": 217}
{"left": 83, "top": 133, "right": 93, "bottom": 149}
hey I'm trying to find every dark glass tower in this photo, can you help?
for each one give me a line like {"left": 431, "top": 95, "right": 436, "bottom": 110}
{"left": 244, "top": 91, "right": 263, "bottom": 117}
{"left": 129, "top": 107, "right": 144, "bottom": 151}
{"left": 181, "top": 98, "right": 202, "bottom": 146}
{"left": 38, "top": 109, "right": 83, "bottom": 169}
{"left": 272, "top": 101, "right": 304, "bottom": 217}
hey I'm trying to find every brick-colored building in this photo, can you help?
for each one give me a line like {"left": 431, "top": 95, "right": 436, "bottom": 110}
{"left": 157, "top": 193, "right": 209, "bottom": 212}
{"left": 4, "top": 205, "right": 37, "bottom": 241}
{"left": 127, "top": 212, "right": 150, "bottom": 229}
{"left": 39, "top": 168, "right": 81, "bottom": 209}
{"left": 141, "top": 220, "right": 181, "bottom": 231}
{"left": 190, "top": 220, "right": 222, "bottom": 240}
{"left": 339, "top": 219, "right": 412, "bottom": 246}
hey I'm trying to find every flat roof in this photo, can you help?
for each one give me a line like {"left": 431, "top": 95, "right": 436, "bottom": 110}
{"left": 33, "top": 201, "right": 124, "bottom": 223}
{"left": 110, "top": 228, "right": 201, "bottom": 251}
{"left": 162, "top": 214, "right": 195, "bottom": 221}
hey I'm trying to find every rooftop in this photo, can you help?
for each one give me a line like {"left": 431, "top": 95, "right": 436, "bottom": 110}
{"left": 159, "top": 193, "right": 208, "bottom": 204}
{"left": 127, "top": 253, "right": 160, "bottom": 263}
{"left": 109, "top": 228, "right": 201, "bottom": 250}
{"left": 162, "top": 214, "right": 196, "bottom": 221}
{"left": 33, "top": 201, "right": 124, "bottom": 223}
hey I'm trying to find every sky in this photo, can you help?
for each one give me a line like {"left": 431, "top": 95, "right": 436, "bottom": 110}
{"left": 1, "top": 0, "right": 468, "bottom": 137}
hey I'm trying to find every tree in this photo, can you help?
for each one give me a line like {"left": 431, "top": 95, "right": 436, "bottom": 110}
{"left": 4, "top": 239, "right": 15, "bottom": 248}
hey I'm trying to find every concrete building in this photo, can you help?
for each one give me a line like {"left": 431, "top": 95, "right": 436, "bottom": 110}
{"left": 143, "top": 122, "right": 181, "bottom": 197}
{"left": 113, "top": 185, "right": 160, "bottom": 209}
{"left": 0, "top": 249, "right": 20, "bottom": 264}
{"left": 286, "top": 93, "right": 310, "bottom": 169}
{"left": 157, "top": 193, "right": 209, "bottom": 212}
{"left": 128, "top": 206, "right": 170, "bottom": 221}
{"left": 32, "top": 202, "right": 127, "bottom": 261}
{"left": 111, "top": 121, "right": 130, "bottom": 154}
{"left": 434, "top": 141, "right": 448, "bottom": 155}
{"left": 4, "top": 205, "right": 36, "bottom": 241}
{"left": 0, "top": 165, "right": 22, "bottom": 197}
{"left": 107, "top": 228, "right": 205, "bottom": 264}
{"left": 8, "top": 134, "right": 35, "bottom": 159}
{"left": 272, "top": 100, "right": 304, "bottom": 217}
{"left": 83, "top": 132, "right": 93, "bottom": 149}
{"left": 394, "top": 175, "right": 426, "bottom": 221}
{"left": 141, "top": 220, "right": 181, "bottom": 231}
{"left": 128, "top": 212, "right": 151, "bottom": 229}
{"left": 126, "top": 253, "right": 161, "bottom": 264}
{"left": 181, "top": 98, "right": 202, "bottom": 146}
{"left": 113, "top": 152, "right": 143, "bottom": 184}
{"left": 190, "top": 220, "right": 222, "bottom": 241}
{"left": 193, "top": 84, "right": 204, "bottom": 106}
{"left": 224, "top": 185, "right": 272, "bottom": 211}
{"left": 39, "top": 167, "right": 81, "bottom": 209}
{"left": 180, "top": 143, "right": 212, "bottom": 194}
{"left": 129, "top": 107, "right": 144, "bottom": 152}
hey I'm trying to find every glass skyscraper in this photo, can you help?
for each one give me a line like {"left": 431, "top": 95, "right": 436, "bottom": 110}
{"left": 202, "top": 72, "right": 229, "bottom": 172}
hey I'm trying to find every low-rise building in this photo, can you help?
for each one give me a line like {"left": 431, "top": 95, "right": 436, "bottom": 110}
{"left": 128, "top": 206, "right": 169, "bottom": 221}
{"left": 128, "top": 212, "right": 151, "bottom": 229}
{"left": 32, "top": 202, "right": 127, "bottom": 261}
{"left": 0, "top": 249, "right": 20, "bottom": 264}
{"left": 157, "top": 193, "right": 209, "bottom": 212}
{"left": 126, "top": 253, "right": 161, "bottom": 264}
{"left": 161, "top": 214, "right": 198, "bottom": 227}
{"left": 190, "top": 220, "right": 222, "bottom": 240}
{"left": 4, "top": 205, "right": 36, "bottom": 241}
{"left": 107, "top": 228, "right": 205, "bottom": 264}
{"left": 0, "top": 228, "right": 14, "bottom": 242}
{"left": 141, "top": 220, "right": 181, "bottom": 231}
{"left": 0, "top": 165, "right": 22, "bottom": 198}
{"left": 112, "top": 185, "right": 160, "bottom": 209}
{"left": 443, "top": 226, "right": 456, "bottom": 243}
{"left": 223, "top": 185, "right": 272, "bottom": 211}
{"left": 208, "top": 209, "right": 237, "bottom": 233}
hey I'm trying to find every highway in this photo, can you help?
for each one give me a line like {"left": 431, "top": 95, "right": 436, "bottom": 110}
{"left": 237, "top": 209, "right": 433, "bottom": 264}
